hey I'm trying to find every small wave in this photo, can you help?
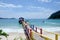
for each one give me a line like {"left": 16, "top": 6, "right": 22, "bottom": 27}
{"left": 45, "top": 22, "right": 57, "bottom": 24}
{"left": 43, "top": 27, "right": 60, "bottom": 32}
{"left": 0, "top": 28, "right": 24, "bottom": 33}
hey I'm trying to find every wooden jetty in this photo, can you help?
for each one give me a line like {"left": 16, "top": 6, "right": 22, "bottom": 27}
{"left": 19, "top": 17, "right": 60, "bottom": 40}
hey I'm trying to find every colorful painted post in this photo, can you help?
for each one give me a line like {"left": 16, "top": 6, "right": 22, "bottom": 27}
{"left": 36, "top": 27, "right": 37, "bottom": 32}
{"left": 32, "top": 25, "right": 34, "bottom": 30}
{"left": 45, "top": 38, "right": 50, "bottom": 40}
{"left": 30, "top": 25, "right": 32, "bottom": 28}
{"left": 27, "top": 28, "right": 29, "bottom": 34}
{"left": 25, "top": 25, "right": 27, "bottom": 29}
{"left": 30, "top": 29, "right": 32, "bottom": 37}
{"left": 40, "top": 28, "right": 42, "bottom": 34}
{"left": 30, "top": 29, "right": 35, "bottom": 40}
{"left": 30, "top": 25, "right": 34, "bottom": 30}
{"left": 55, "top": 34, "right": 58, "bottom": 40}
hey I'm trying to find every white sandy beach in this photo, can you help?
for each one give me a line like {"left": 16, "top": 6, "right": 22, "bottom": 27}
{"left": 0, "top": 32, "right": 26, "bottom": 40}
{"left": 0, "top": 30, "right": 60, "bottom": 40}
{"left": 0, "top": 28, "right": 60, "bottom": 40}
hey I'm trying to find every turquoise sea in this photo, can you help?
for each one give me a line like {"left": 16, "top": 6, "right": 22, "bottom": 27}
{"left": 0, "top": 19, "right": 60, "bottom": 33}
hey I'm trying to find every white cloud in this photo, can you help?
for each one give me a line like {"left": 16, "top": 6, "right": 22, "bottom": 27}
{"left": 0, "top": 5, "right": 55, "bottom": 19}
{"left": 27, "top": 6, "right": 45, "bottom": 10}
{"left": 25, "top": 6, "right": 55, "bottom": 18}
{"left": 38, "top": 0, "right": 52, "bottom": 2}
{"left": 27, "top": 6, "right": 53, "bottom": 12}
{"left": 0, "top": 3, "right": 23, "bottom": 8}
{"left": 28, "top": 6, "right": 43, "bottom": 8}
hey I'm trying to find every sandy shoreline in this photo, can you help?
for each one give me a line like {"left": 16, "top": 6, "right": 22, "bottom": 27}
{"left": 0, "top": 32, "right": 26, "bottom": 40}
{"left": 0, "top": 29, "right": 60, "bottom": 40}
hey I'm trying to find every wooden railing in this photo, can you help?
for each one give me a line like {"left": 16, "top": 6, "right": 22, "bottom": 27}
{"left": 21, "top": 21, "right": 52, "bottom": 40}
{"left": 43, "top": 30, "right": 60, "bottom": 40}
{"left": 23, "top": 25, "right": 52, "bottom": 40}
{"left": 30, "top": 25, "right": 60, "bottom": 40}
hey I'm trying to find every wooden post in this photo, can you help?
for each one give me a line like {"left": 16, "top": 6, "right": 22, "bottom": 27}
{"left": 27, "top": 28, "right": 29, "bottom": 34}
{"left": 30, "top": 29, "right": 35, "bottom": 40}
{"left": 25, "top": 25, "right": 27, "bottom": 29}
{"left": 36, "top": 27, "right": 37, "bottom": 32}
{"left": 40, "top": 28, "right": 42, "bottom": 34}
{"left": 30, "top": 25, "right": 34, "bottom": 30}
{"left": 30, "top": 25, "right": 32, "bottom": 28}
{"left": 45, "top": 38, "right": 49, "bottom": 40}
{"left": 32, "top": 25, "right": 34, "bottom": 30}
{"left": 30, "top": 29, "right": 32, "bottom": 37}
{"left": 55, "top": 34, "right": 58, "bottom": 40}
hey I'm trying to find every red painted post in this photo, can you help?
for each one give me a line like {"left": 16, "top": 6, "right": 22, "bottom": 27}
{"left": 36, "top": 27, "right": 37, "bottom": 32}
{"left": 40, "top": 28, "right": 42, "bottom": 34}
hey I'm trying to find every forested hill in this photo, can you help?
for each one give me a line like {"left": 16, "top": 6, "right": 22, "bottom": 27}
{"left": 48, "top": 10, "right": 60, "bottom": 19}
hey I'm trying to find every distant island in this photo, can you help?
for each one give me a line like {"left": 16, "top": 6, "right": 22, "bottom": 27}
{"left": 0, "top": 18, "right": 16, "bottom": 19}
{"left": 48, "top": 10, "right": 60, "bottom": 19}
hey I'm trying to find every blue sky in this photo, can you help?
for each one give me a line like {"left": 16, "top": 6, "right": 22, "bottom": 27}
{"left": 0, "top": 0, "right": 60, "bottom": 19}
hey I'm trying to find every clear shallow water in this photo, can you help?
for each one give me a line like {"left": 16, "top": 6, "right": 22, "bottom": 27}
{"left": 0, "top": 19, "right": 23, "bottom": 33}
{"left": 0, "top": 19, "right": 60, "bottom": 32}
{"left": 28, "top": 19, "right": 60, "bottom": 32}
{"left": 0, "top": 19, "right": 22, "bottom": 28}
{"left": 28, "top": 19, "right": 60, "bottom": 27}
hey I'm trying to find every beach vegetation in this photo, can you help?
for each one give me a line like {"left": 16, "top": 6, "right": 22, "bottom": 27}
{"left": 0, "top": 29, "right": 9, "bottom": 40}
{"left": 0, "top": 29, "right": 9, "bottom": 37}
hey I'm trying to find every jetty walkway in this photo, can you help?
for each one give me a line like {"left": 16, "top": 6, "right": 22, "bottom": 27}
{"left": 19, "top": 17, "right": 60, "bottom": 40}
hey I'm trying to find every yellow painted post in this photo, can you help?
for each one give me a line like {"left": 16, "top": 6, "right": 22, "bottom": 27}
{"left": 30, "top": 29, "right": 35, "bottom": 40}
{"left": 30, "top": 29, "right": 32, "bottom": 37}
{"left": 45, "top": 38, "right": 49, "bottom": 40}
{"left": 43, "top": 36, "right": 52, "bottom": 40}
{"left": 55, "top": 34, "right": 58, "bottom": 40}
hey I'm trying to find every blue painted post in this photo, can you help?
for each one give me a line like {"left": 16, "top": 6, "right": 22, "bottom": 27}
{"left": 30, "top": 25, "right": 34, "bottom": 30}
{"left": 32, "top": 25, "right": 34, "bottom": 30}
{"left": 30, "top": 25, "right": 32, "bottom": 28}
{"left": 36, "top": 27, "right": 37, "bottom": 32}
